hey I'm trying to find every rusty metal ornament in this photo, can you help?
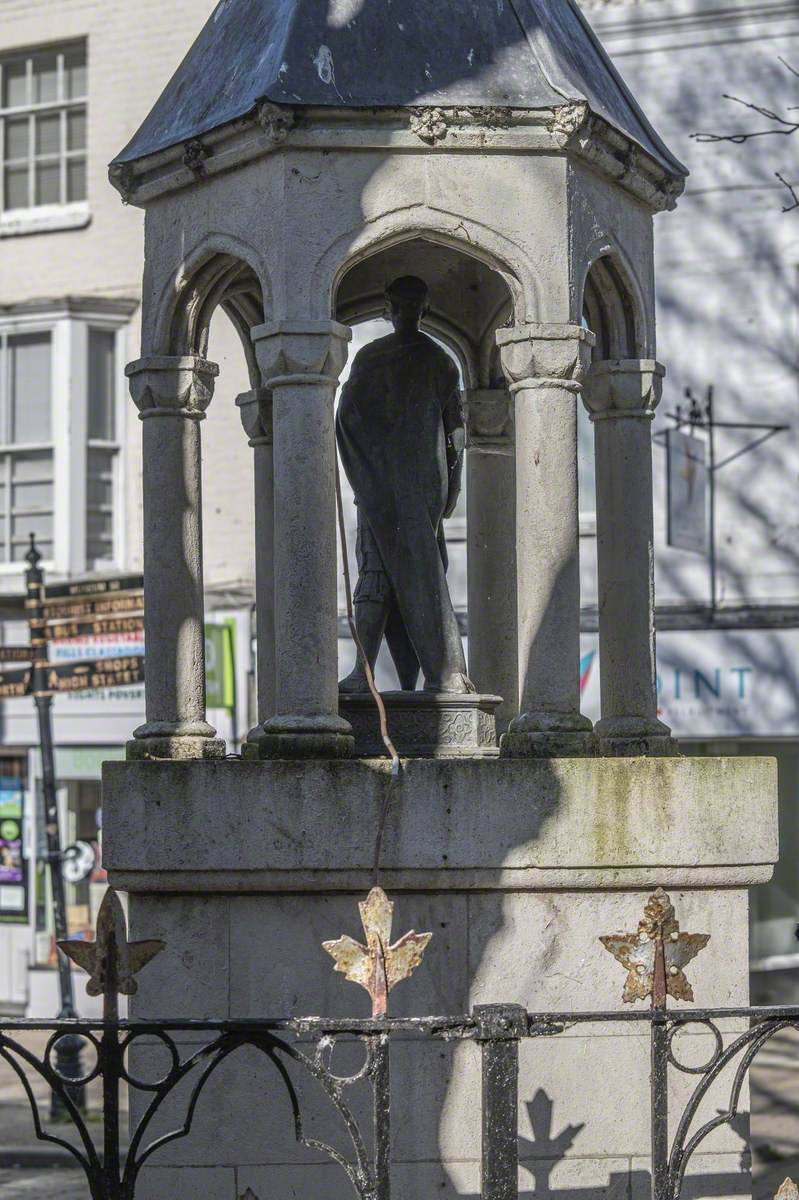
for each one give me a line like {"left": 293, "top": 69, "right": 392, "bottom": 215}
{"left": 57, "top": 887, "right": 164, "bottom": 998}
{"left": 322, "top": 886, "right": 432, "bottom": 1018}
{"left": 599, "top": 888, "right": 710, "bottom": 1006}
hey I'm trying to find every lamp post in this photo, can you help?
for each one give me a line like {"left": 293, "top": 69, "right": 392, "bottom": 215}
{"left": 25, "top": 534, "right": 84, "bottom": 1117}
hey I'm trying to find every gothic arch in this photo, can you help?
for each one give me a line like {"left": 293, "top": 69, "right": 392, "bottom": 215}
{"left": 313, "top": 205, "right": 531, "bottom": 325}
{"left": 578, "top": 238, "right": 650, "bottom": 360}
{"left": 151, "top": 234, "right": 272, "bottom": 387}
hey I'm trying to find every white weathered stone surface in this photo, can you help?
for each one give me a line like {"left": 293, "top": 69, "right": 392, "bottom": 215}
{"left": 105, "top": 756, "right": 777, "bottom": 891}
{"left": 136, "top": 1166, "right": 233, "bottom": 1200}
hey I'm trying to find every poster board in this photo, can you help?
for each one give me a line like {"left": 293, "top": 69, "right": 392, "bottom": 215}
{"left": 0, "top": 776, "right": 27, "bottom": 923}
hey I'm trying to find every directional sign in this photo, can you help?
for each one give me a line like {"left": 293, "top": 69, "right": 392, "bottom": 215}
{"left": 0, "top": 668, "right": 30, "bottom": 698}
{"left": 40, "top": 592, "right": 144, "bottom": 622}
{"left": 46, "top": 656, "right": 145, "bottom": 693}
{"left": 0, "top": 647, "right": 33, "bottom": 664}
{"left": 49, "top": 615, "right": 145, "bottom": 641}
{"left": 44, "top": 575, "right": 144, "bottom": 601}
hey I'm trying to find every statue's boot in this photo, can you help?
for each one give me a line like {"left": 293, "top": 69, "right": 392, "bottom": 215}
{"left": 385, "top": 603, "right": 420, "bottom": 691}
{"left": 424, "top": 671, "right": 476, "bottom": 695}
{"left": 339, "top": 600, "right": 387, "bottom": 693}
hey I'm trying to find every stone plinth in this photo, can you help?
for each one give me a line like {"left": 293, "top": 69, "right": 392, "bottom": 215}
{"left": 338, "top": 691, "right": 501, "bottom": 758}
{"left": 103, "top": 757, "right": 777, "bottom": 1200}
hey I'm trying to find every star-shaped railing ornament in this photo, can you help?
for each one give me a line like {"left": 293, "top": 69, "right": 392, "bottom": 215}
{"left": 600, "top": 888, "right": 710, "bottom": 1006}
{"left": 58, "top": 888, "right": 164, "bottom": 1000}
{"left": 322, "top": 887, "right": 432, "bottom": 1017}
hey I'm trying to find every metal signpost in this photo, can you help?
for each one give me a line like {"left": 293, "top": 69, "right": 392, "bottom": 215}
{"left": 0, "top": 534, "right": 145, "bottom": 1116}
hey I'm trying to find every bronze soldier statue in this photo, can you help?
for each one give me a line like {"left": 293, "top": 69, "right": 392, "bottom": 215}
{"left": 337, "top": 275, "right": 473, "bottom": 694}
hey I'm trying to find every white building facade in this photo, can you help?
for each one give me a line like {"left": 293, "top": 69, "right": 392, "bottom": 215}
{"left": 0, "top": 0, "right": 255, "bottom": 1011}
{"left": 0, "top": 0, "right": 797, "bottom": 1012}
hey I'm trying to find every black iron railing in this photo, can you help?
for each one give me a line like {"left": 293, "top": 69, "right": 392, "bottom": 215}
{"left": 1, "top": 887, "right": 795, "bottom": 1200}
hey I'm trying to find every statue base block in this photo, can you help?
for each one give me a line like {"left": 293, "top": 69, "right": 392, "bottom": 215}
{"left": 104, "top": 755, "right": 777, "bottom": 1200}
{"left": 338, "top": 691, "right": 502, "bottom": 758}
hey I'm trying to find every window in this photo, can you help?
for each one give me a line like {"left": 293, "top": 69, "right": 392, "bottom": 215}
{"left": 0, "top": 305, "right": 130, "bottom": 573}
{"left": 0, "top": 331, "right": 54, "bottom": 562}
{"left": 0, "top": 42, "right": 87, "bottom": 215}
{"left": 86, "top": 329, "right": 119, "bottom": 565}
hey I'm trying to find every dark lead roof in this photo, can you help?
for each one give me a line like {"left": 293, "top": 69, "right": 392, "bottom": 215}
{"left": 114, "top": 0, "right": 686, "bottom": 178}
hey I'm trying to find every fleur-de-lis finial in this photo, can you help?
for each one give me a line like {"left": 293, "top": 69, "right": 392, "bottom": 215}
{"left": 775, "top": 1182, "right": 799, "bottom": 1200}
{"left": 58, "top": 888, "right": 164, "bottom": 999}
{"left": 322, "top": 887, "right": 431, "bottom": 1017}
{"left": 25, "top": 532, "right": 41, "bottom": 571}
{"left": 600, "top": 888, "right": 710, "bottom": 1006}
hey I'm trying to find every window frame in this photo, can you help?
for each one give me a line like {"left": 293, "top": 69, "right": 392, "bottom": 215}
{"left": 84, "top": 322, "right": 126, "bottom": 571}
{"left": 0, "top": 307, "right": 129, "bottom": 576}
{"left": 0, "top": 40, "right": 88, "bottom": 235}
{"left": 0, "top": 322, "right": 56, "bottom": 567}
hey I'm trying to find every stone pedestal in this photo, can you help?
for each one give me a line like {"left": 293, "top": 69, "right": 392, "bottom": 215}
{"left": 104, "top": 755, "right": 777, "bottom": 1200}
{"left": 338, "top": 691, "right": 501, "bottom": 758}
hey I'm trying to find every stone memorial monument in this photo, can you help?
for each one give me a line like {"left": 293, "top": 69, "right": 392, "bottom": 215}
{"left": 104, "top": 2, "right": 778, "bottom": 1197}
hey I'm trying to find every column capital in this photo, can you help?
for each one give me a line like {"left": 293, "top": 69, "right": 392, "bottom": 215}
{"left": 496, "top": 323, "right": 595, "bottom": 394}
{"left": 236, "top": 387, "right": 273, "bottom": 446}
{"left": 251, "top": 320, "right": 352, "bottom": 390}
{"left": 583, "top": 359, "right": 665, "bottom": 421}
{"left": 126, "top": 356, "right": 219, "bottom": 420}
{"left": 464, "top": 388, "right": 514, "bottom": 450}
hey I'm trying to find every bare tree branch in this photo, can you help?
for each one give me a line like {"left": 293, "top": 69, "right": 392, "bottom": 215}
{"left": 778, "top": 56, "right": 799, "bottom": 81}
{"left": 776, "top": 171, "right": 799, "bottom": 212}
{"left": 692, "top": 60, "right": 799, "bottom": 144}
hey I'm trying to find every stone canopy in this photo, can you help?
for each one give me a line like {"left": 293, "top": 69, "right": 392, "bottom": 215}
{"left": 113, "top": 0, "right": 694, "bottom": 762}
{"left": 113, "top": 0, "right": 686, "bottom": 178}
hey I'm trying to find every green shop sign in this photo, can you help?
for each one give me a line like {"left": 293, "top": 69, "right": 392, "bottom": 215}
{"left": 204, "top": 621, "right": 236, "bottom": 712}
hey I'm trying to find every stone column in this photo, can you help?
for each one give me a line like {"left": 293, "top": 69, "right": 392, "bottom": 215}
{"left": 496, "top": 323, "right": 596, "bottom": 758}
{"left": 583, "top": 359, "right": 678, "bottom": 756}
{"left": 236, "top": 387, "right": 275, "bottom": 751}
{"left": 125, "top": 356, "right": 225, "bottom": 760}
{"left": 251, "top": 320, "right": 353, "bottom": 759}
{"left": 465, "top": 388, "right": 518, "bottom": 732}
